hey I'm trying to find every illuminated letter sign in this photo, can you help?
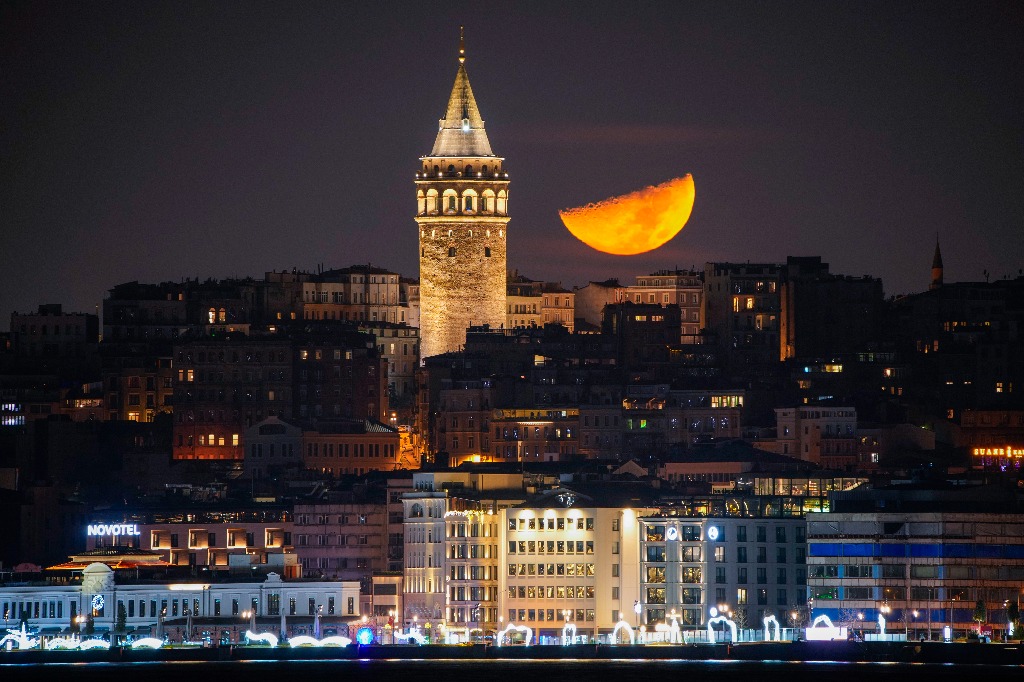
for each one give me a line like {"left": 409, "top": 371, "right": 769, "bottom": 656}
{"left": 666, "top": 527, "right": 679, "bottom": 541}
{"left": 972, "top": 446, "right": 1024, "bottom": 458}
{"left": 86, "top": 524, "right": 141, "bottom": 537}
{"left": 706, "top": 526, "right": 719, "bottom": 541}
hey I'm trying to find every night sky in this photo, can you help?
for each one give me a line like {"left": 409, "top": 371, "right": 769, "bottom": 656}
{"left": 2, "top": 2, "right": 1022, "bottom": 329}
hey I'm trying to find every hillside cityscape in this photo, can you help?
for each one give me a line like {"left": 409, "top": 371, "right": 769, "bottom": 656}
{"left": 1, "top": 22, "right": 1023, "bottom": 652}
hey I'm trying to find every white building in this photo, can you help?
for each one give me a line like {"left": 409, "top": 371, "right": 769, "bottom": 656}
{"left": 500, "top": 488, "right": 653, "bottom": 643}
{"left": 0, "top": 558, "right": 360, "bottom": 643}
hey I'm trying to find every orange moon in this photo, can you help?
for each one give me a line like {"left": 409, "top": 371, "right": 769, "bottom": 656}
{"left": 558, "top": 175, "right": 695, "bottom": 255}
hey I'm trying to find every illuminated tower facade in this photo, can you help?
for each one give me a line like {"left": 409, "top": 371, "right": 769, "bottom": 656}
{"left": 415, "top": 30, "right": 509, "bottom": 361}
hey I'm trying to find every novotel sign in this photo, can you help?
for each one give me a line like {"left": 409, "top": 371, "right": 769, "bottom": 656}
{"left": 86, "top": 524, "right": 141, "bottom": 537}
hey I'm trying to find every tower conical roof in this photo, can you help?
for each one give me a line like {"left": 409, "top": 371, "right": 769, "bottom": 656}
{"left": 430, "top": 32, "right": 494, "bottom": 157}
{"left": 932, "top": 239, "right": 943, "bottom": 269}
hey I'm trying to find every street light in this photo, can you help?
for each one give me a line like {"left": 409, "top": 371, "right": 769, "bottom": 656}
{"left": 241, "top": 609, "right": 255, "bottom": 633}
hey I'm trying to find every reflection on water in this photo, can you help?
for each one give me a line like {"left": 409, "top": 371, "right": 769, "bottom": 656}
{"left": 1, "top": 659, "right": 1023, "bottom": 682}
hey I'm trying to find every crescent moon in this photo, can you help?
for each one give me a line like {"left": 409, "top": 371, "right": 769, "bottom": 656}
{"left": 558, "top": 175, "right": 695, "bottom": 255}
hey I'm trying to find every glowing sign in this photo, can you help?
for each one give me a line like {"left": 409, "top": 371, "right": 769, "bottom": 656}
{"left": 0, "top": 624, "right": 39, "bottom": 650}
{"left": 496, "top": 623, "right": 533, "bottom": 646}
{"left": 356, "top": 627, "right": 374, "bottom": 645}
{"left": 666, "top": 527, "right": 678, "bottom": 541}
{"left": 610, "top": 620, "right": 635, "bottom": 644}
{"left": 706, "top": 607, "right": 737, "bottom": 644}
{"left": 86, "top": 523, "right": 141, "bottom": 536}
{"left": 762, "top": 614, "right": 780, "bottom": 642}
{"left": 561, "top": 622, "right": 577, "bottom": 645}
{"left": 654, "top": 617, "right": 682, "bottom": 644}
{"left": 289, "top": 635, "right": 352, "bottom": 647}
{"left": 46, "top": 637, "right": 82, "bottom": 650}
{"left": 131, "top": 638, "right": 165, "bottom": 649}
{"left": 805, "top": 614, "right": 845, "bottom": 641}
{"left": 244, "top": 630, "right": 279, "bottom": 647}
{"left": 706, "top": 526, "right": 719, "bottom": 541}
{"left": 78, "top": 639, "right": 111, "bottom": 650}
{"left": 91, "top": 595, "right": 105, "bottom": 612}
{"left": 878, "top": 613, "right": 886, "bottom": 634}
{"left": 394, "top": 631, "right": 426, "bottom": 645}
{"left": 972, "top": 447, "right": 1024, "bottom": 458}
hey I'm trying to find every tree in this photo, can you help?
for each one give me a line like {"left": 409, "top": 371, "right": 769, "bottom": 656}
{"left": 116, "top": 602, "right": 127, "bottom": 641}
{"left": 837, "top": 607, "right": 861, "bottom": 630}
{"left": 1007, "top": 600, "right": 1020, "bottom": 639}
{"left": 973, "top": 599, "right": 987, "bottom": 632}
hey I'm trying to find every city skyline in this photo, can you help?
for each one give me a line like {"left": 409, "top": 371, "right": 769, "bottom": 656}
{"left": 2, "top": 2, "right": 1022, "bottom": 329}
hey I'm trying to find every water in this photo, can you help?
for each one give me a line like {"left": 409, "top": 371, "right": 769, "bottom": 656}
{"left": 1, "top": 659, "right": 1022, "bottom": 682}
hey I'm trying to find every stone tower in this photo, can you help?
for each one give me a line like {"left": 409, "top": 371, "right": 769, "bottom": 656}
{"left": 416, "top": 29, "right": 509, "bottom": 361}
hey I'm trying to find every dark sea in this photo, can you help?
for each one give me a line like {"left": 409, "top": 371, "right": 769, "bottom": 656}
{"left": 2, "top": 659, "right": 1023, "bottom": 682}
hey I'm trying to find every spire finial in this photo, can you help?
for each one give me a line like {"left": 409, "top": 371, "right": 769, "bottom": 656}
{"left": 459, "top": 26, "right": 465, "bottom": 64}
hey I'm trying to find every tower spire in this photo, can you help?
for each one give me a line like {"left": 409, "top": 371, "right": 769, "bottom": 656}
{"left": 429, "top": 26, "right": 493, "bottom": 157}
{"left": 930, "top": 233, "right": 944, "bottom": 290}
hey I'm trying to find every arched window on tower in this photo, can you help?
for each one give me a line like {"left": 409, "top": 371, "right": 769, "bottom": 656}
{"left": 482, "top": 164, "right": 489, "bottom": 176}
{"left": 447, "top": 164, "right": 456, "bottom": 176}
{"left": 417, "top": 190, "right": 426, "bottom": 215}
{"left": 426, "top": 189, "right": 438, "bottom": 214}
{"left": 485, "top": 247, "right": 491, "bottom": 258}
{"left": 447, "top": 195, "right": 457, "bottom": 212}
{"left": 465, "top": 165, "right": 473, "bottom": 176}
{"left": 448, "top": 247, "right": 456, "bottom": 257}
{"left": 497, "top": 190, "right": 507, "bottom": 215}
{"left": 482, "top": 189, "right": 495, "bottom": 213}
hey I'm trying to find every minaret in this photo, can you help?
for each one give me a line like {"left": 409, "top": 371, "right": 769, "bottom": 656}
{"left": 930, "top": 235, "right": 943, "bottom": 290}
{"left": 415, "top": 28, "right": 509, "bottom": 360}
